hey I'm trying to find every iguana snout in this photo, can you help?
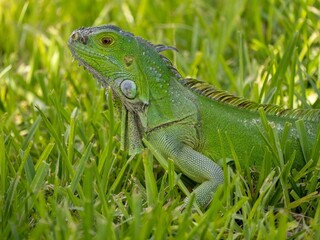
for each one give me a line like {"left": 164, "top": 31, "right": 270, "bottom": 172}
{"left": 69, "top": 28, "right": 88, "bottom": 45}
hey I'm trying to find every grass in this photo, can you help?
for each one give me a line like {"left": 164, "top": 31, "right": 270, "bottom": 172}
{"left": 1, "top": 0, "right": 320, "bottom": 239}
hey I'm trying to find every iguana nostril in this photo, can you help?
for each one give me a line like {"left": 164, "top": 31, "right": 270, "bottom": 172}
{"left": 70, "top": 32, "right": 78, "bottom": 41}
{"left": 80, "top": 35, "right": 88, "bottom": 45}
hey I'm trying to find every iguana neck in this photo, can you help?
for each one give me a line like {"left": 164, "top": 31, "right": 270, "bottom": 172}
{"left": 145, "top": 76, "right": 198, "bottom": 133}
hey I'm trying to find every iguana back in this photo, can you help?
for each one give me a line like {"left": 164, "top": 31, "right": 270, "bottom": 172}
{"left": 182, "top": 78, "right": 319, "bottom": 169}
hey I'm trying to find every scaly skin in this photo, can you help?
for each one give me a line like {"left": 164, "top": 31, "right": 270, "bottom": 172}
{"left": 68, "top": 25, "right": 320, "bottom": 208}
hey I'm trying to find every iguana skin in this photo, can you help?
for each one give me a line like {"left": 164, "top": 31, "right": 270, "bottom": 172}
{"left": 68, "top": 25, "right": 320, "bottom": 208}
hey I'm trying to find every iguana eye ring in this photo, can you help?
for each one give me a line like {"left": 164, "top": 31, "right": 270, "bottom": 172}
{"left": 120, "top": 80, "right": 137, "bottom": 99}
{"left": 101, "top": 36, "right": 114, "bottom": 46}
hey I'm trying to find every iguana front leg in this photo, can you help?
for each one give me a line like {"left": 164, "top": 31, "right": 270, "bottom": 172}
{"left": 171, "top": 145, "right": 224, "bottom": 208}
{"left": 148, "top": 127, "right": 224, "bottom": 208}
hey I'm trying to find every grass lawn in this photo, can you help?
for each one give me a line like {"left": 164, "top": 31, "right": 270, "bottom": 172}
{"left": 1, "top": 0, "right": 320, "bottom": 239}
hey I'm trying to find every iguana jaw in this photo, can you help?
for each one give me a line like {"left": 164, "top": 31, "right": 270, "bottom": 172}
{"left": 71, "top": 55, "right": 110, "bottom": 90}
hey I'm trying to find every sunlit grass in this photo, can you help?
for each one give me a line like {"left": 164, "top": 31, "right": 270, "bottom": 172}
{"left": 1, "top": 0, "right": 319, "bottom": 239}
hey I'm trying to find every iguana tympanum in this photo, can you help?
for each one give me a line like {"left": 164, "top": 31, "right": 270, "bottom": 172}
{"left": 68, "top": 25, "right": 320, "bottom": 208}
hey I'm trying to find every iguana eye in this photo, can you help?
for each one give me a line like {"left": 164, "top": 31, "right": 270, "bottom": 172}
{"left": 100, "top": 36, "right": 114, "bottom": 46}
{"left": 120, "top": 80, "right": 137, "bottom": 99}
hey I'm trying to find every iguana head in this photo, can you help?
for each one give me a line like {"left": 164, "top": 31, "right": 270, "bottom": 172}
{"left": 68, "top": 25, "right": 180, "bottom": 154}
{"left": 68, "top": 25, "right": 178, "bottom": 110}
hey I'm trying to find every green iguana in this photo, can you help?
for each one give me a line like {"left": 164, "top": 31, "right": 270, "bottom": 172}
{"left": 68, "top": 25, "right": 320, "bottom": 208}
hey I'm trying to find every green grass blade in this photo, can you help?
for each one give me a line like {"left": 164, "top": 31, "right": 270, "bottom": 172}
{"left": 83, "top": 162, "right": 94, "bottom": 239}
{"left": 0, "top": 130, "right": 6, "bottom": 201}
{"left": 143, "top": 149, "right": 158, "bottom": 206}
{"left": 70, "top": 142, "right": 93, "bottom": 193}
{"left": 108, "top": 154, "right": 133, "bottom": 195}
{"left": 21, "top": 115, "right": 41, "bottom": 150}
{"left": 30, "top": 161, "right": 50, "bottom": 193}
{"left": 18, "top": 140, "right": 33, "bottom": 177}
{"left": 67, "top": 108, "right": 78, "bottom": 167}
{"left": 295, "top": 119, "right": 310, "bottom": 162}
{"left": 35, "top": 106, "right": 72, "bottom": 175}
{"left": 311, "top": 125, "right": 320, "bottom": 162}
{"left": 267, "top": 32, "right": 299, "bottom": 102}
{"left": 35, "top": 141, "right": 55, "bottom": 170}
{"left": 238, "top": 31, "right": 245, "bottom": 96}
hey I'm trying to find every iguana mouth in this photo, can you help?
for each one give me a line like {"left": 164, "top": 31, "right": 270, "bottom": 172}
{"left": 71, "top": 53, "right": 110, "bottom": 89}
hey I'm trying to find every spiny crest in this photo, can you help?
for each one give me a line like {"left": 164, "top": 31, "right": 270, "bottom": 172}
{"left": 135, "top": 35, "right": 182, "bottom": 79}
{"left": 181, "top": 78, "right": 320, "bottom": 122}
{"left": 154, "top": 44, "right": 181, "bottom": 79}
